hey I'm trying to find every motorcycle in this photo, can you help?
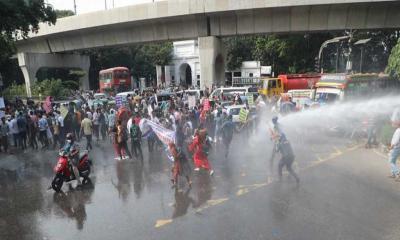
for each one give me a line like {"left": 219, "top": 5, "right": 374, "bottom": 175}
{"left": 51, "top": 150, "right": 92, "bottom": 192}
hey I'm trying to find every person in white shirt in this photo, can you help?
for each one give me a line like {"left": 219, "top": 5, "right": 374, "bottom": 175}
{"left": 388, "top": 126, "right": 400, "bottom": 180}
{"left": 9, "top": 115, "right": 19, "bottom": 147}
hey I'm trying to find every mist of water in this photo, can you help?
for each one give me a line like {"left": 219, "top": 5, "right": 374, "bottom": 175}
{"left": 251, "top": 94, "right": 400, "bottom": 149}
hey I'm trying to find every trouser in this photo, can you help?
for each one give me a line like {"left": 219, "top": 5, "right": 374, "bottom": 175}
{"left": 19, "top": 131, "right": 27, "bottom": 149}
{"left": 70, "top": 156, "right": 81, "bottom": 185}
{"left": 366, "top": 127, "right": 377, "bottom": 146}
{"left": 389, "top": 148, "right": 400, "bottom": 175}
{"left": 74, "top": 126, "right": 81, "bottom": 141}
{"left": 93, "top": 125, "right": 99, "bottom": 140}
{"left": 85, "top": 134, "right": 93, "bottom": 150}
{"left": 278, "top": 155, "right": 299, "bottom": 182}
{"left": 100, "top": 124, "right": 107, "bottom": 140}
{"left": 222, "top": 137, "right": 232, "bottom": 157}
{"left": 148, "top": 137, "right": 155, "bottom": 153}
{"left": 39, "top": 131, "right": 48, "bottom": 147}
{"left": 29, "top": 133, "right": 38, "bottom": 149}
{"left": 118, "top": 140, "right": 132, "bottom": 159}
{"left": 53, "top": 134, "right": 61, "bottom": 149}
{"left": 59, "top": 127, "right": 65, "bottom": 146}
{"left": 13, "top": 133, "right": 19, "bottom": 147}
{"left": 131, "top": 140, "right": 143, "bottom": 160}
{"left": 0, "top": 136, "right": 8, "bottom": 152}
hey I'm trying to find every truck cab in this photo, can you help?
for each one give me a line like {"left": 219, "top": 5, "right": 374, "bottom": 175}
{"left": 258, "top": 78, "right": 284, "bottom": 97}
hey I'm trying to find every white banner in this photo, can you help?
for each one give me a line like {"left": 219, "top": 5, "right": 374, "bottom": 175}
{"left": 142, "top": 119, "right": 175, "bottom": 145}
{"left": 188, "top": 95, "right": 196, "bottom": 109}
{"left": 142, "top": 119, "right": 175, "bottom": 162}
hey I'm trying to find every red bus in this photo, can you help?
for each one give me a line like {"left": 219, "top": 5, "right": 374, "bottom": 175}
{"left": 99, "top": 67, "right": 131, "bottom": 93}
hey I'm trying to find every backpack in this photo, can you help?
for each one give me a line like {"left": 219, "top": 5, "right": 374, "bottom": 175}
{"left": 130, "top": 125, "right": 141, "bottom": 141}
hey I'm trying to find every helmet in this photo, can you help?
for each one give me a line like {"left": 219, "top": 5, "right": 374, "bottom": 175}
{"left": 66, "top": 133, "right": 75, "bottom": 142}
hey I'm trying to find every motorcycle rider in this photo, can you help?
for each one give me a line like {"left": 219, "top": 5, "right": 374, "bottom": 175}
{"left": 62, "top": 133, "right": 82, "bottom": 186}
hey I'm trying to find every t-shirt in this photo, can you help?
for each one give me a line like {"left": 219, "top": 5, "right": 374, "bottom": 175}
{"left": 81, "top": 118, "right": 93, "bottom": 135}
{"left": 391, "top": 128, "right": 400, "bottom": 149}
{"left": 17, "top": 116, "right": 27, "bottom": 132}
{"left": 93, "top": 112, "right": 99, "bottom": 125}
{"left": 38, "top": 118, "right": 48, "bottom": 131}
{"left": 10, "top": 119, "right": 19, "bottom": 134}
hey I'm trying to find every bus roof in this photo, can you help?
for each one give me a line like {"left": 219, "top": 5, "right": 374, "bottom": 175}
{"left": 99, "top": 67, "right": 129, "bottom": 74}
{"left": 317, "top": 73, "right": 390, "bottom": 88}
{"left": 320, "top": 73, "right": 389, "bottom": 83}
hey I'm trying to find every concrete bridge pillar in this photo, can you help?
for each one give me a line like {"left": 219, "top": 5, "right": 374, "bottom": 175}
{"left": 198, "top": 36, "right": 226, "bottom": 90}
{"left": 17, "top": 52, "right": 90, "bottom": 97}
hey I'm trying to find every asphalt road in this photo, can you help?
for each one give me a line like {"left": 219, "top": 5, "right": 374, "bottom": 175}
{"left": 0, "top": 127, "right": 399, "bottom": 240}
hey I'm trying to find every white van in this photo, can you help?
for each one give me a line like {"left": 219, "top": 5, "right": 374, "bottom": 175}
{"left": 116, "top": 91, "right": 136, "bottom": 99}
{"left": 209, "top": 86, "right": 258, "bottom": 100}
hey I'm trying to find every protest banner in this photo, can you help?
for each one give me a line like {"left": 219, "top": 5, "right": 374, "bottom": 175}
{"left": 188, "top": 95, "right": 196, "bottom": 109}
{"left": 239, "top": 108, "right": 249, "bottom": 123}
{"left": 246, "top": 93, "right": 254, "bottom": 106}
{"left": 203, "top": 98, "right": 210, "bottom": 111}
{"left": 60, "top": 106, "right": 68, "bottom": 118}
{"left": 115, "top": 95, "right": 123, "bottom": 107}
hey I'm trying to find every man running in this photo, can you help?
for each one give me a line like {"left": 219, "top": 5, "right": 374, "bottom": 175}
{"left": 220, "top": 113, "right": 234, "bottom": 158}
{"left": 276, "top": 133, "right": 300, "bottom": 184}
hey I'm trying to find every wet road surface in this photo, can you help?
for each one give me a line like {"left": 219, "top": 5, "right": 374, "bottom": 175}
{"left": 0, "top": 130, "right": 399, "bottom": 240}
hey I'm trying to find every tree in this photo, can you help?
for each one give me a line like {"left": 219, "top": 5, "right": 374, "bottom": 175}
{"left": 224, "top": 34, "right": 333, "bottom": 75}
{"left": 386, "top": 38, "right": 400, "bottom": 78}
{"left": 82, "top": 42, "right": 173, "bottom": 89}
{"left": 55, "top": 9, "right": 75, "bottom": 18}
{"left": 0, "top": 0, "right": 56, "bottom": 88}
{"left": 224, "top": 37, "right": 256, "bottom": 71}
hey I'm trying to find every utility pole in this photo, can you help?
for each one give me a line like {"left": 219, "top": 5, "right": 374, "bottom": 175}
{"left": 113, "top": 0, "right": 115, "bottom": 8}
{"left": 73, "top": 0, "right": 77, "bottom": 14}
{"left": 105, "top": 0, "right": 107, "bottom": 10}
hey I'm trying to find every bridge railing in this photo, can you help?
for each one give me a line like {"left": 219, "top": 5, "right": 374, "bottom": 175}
{"left": 232, "top": 77, "right": 261, "bottom": 86}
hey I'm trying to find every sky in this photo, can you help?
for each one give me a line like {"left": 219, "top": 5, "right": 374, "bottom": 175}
{"left": 47, "top": 0, "right": 163, "bottom": 14}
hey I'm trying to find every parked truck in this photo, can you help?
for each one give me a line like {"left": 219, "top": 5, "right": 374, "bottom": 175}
{"left": 258, "top": 73, "right": 321, "bottom": 97}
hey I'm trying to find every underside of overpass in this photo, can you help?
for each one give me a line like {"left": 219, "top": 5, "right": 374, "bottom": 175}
{"left": 15, "top": 0, "right": 400, "bottom": 95}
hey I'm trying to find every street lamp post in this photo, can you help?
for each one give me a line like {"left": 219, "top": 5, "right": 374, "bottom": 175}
{"left": 354, "top": 38, "right": 371, "bottom": 74}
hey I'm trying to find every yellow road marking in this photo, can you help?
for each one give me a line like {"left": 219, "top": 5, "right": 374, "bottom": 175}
{"left": 155, "top": 145, "right": 361, "bottom": 229}
{"left": 373, "top": 148, "right": 388, "bottom": 159}
{"left": 236, "top": 188, "right": 249, "bottom": 196}
{"left": 155, "top": 219, "right": 173, "bottom": 228}
{"left": 333, "top": 146, "right": 342, "bottom": 154}
{"left": 207, "top": 198, "right": 229, "bottom": 206}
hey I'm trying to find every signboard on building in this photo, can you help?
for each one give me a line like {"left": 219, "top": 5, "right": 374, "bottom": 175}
{"left": 261, "top": 66, "right": 272, "bottom": 75}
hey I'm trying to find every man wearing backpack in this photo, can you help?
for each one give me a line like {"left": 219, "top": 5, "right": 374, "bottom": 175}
{"left": 130, "top": 121, "right": 143, "bottom": 161}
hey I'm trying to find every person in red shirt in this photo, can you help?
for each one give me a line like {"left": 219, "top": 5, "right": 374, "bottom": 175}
{"left": 188, "top": 128, "right": 214, "bottom": 176}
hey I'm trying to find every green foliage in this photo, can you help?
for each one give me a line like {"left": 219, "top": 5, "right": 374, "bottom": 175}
{"left": 224, "top": 33, "right": 333, "bottom": 74}
{"left": 386, "top": 38, "right": 400, "bottom": 78}
{"left": 55, "top": 9, "right": 75, "bottom": 18}
{"left": 0, "top": 0, "right": 57, "bottom": 88}
{"left": 224, "top": 36, "right": 256, "bottom": 71}
{"left": 0, "top": 0, "right": 56, "bottom": 39}
{"left": 2, "top": 79, "right": 71, "bottom": 100}
{"left": 32, "top": 79, "right": 69, "bottom": 98}
{"left": 2, "top": 83, "right": 27, "bottom": 99}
